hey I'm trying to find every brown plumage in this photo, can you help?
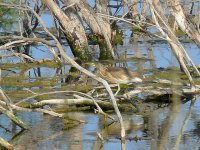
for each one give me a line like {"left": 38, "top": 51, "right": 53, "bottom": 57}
{"left": 96, "top": 63, "right": 143, "bottom": 84}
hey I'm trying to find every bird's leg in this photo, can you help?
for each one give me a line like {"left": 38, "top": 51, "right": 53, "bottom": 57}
{"left": 114, "top": 84, "right": 120, "bottom": 96}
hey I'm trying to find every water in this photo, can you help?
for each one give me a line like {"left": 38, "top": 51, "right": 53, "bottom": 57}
{"left": 0, "top": 98, "right": 199, "bottom": 150}
{"left": 1, "top": 26, "right": 200, "bottom": 150}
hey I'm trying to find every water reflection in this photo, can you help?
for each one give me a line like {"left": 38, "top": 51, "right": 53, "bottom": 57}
{"left": 0, "top": 97, "right": 198, "bottom": 150}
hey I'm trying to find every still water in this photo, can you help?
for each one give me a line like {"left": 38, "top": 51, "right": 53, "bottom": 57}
{"left": 0, "top": 97, "right": 199, "bottom": 150}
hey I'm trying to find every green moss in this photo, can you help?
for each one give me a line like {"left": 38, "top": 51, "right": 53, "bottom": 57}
{"left": 99, "top": 41, "right": 113, "bottom": 60}
{"left": 111, "top": 21, "right": 118, "bottom": 31}
{"left": 1, "top": 61, "right": 60, "bottom": 70}
{"left": 113, "top": 32, "right": 123, "bottom": 45}
{"left": 132, "top": 27, "right": 143, "bottom": 33}
{"left": 1, "top": 77, "right": 57, "bottom": 88}
{"left": 63, "top": 118, "right": 81, "bottom": 129}
{"left": 71, "top": 43, "right": 92, "bottom": 61}
{"left": 154, "top": 71, "right": 182, "bottom": 81}
{"left": 17, "top": 102, "right": 33, "bottom": 108}
{"left": 2, "top": 75, "right": 28, "bottom": 81}
{"left": 166, "top": 66, "right": 180, "bottom": 71}
{"left": 88, "top": 34, "right": 99, "bottom": 44}
{"left": 181, "top": 39, "right": 192, "bottom": 43}
{"left": 175, "top": 30, "right": 185, "bottom": 37}
{"left": 111, "top": 21, "right": 123, "bottom": 45}
{"left": 35, "top": 94, "right": 50, "bottom": 101}
{"left": 5, "top": 91, "right": 32, "bottom": 102}
{"left": 1, "top": 63, "right": 32, "bottom": 70}
{"left": 54, "top": 106, "right": 91, "bottom": 113}
{"left": 74, "top": 84, "right": 92, "bottom": 93}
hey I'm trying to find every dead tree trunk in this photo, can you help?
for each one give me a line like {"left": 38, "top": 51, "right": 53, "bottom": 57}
{"left": 168, "top": 0, "right": 200, "bottom": 47}
{"left": 43, "top": 0, "right": 91, "bottom": 61}
{"left": 147, "top": 0, "right": 200, "bottom": 85}
{"left": 95, "top": 0, "right": 115, "bottom": 59}
{"left": 96, "top": 0, "right": 112, "bottom": 39}
{"left": 63, "top": 0, "right": 115, "bottom": 59}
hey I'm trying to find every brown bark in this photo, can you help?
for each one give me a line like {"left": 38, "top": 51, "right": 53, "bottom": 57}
{"left": 128, "top": 0, "right": 139, "bottom": 18}
{"left": 64, "top": 0, "right": 115, "bottom": 59}
{"left": 96, "top": 0, "right": 112, "bottom": 39}
{"left": 141, "top": 1, "right": 147, "bottom": 16}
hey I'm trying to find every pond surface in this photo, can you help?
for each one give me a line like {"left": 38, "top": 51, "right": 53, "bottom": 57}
{"left": 0, "top": 97, "right": 199, "bottom": 150}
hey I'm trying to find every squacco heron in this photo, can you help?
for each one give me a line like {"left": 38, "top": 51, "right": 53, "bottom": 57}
{"left": 95, "top": 63, "right": 142, "bottom": 95}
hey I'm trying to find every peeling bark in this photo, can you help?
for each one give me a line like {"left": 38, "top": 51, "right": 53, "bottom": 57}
{"left": 95, "top": 0, "right": 115, "bottom": 59}
{"left": 96, "top": 0, "right": 112, "bottom": 39}
{"left": 43, "top": 0, "right": 90, "bottom": 61}
{"left": 65, "top": 0, "right": 115, "bottom": 59}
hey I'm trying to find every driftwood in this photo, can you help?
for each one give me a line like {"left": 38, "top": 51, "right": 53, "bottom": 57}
{"left": 16, "top": 90, "right": 116, "bottom": 121}
{"left": 0, "top": 36, "right": 62, "bottom": 63}
{"left": 122, "top": 84, "right": 200, "bottom": 100}
{"left": 21, "top": 98, "right": 134, "bottom": 112}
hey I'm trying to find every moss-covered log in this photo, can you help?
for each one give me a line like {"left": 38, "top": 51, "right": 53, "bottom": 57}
{"left": 43, "top": 0, "right": 91, "bottom": 61}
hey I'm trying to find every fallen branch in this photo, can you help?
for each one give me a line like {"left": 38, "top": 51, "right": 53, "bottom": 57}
{"left": 120, "top": 85, "right": 200, "bottom": 100}
{"left": 0, "top": 100, "right": 85, "bottom": 123}
{"left": 0, "top": 105, "right": 28, "bottom": 129}
{"left": 0, "top": 89, "right": 28, "bottom": 129}
{"left": 18, "top": 89, "right": 116, "bottom": 121}
{"left": 0, "top": 137, "right": 13, "bottom": 150}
